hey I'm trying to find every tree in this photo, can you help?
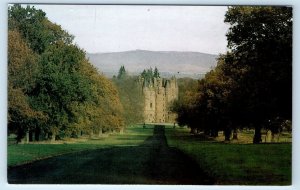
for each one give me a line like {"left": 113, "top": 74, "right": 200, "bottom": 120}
{"left": 8, "top": 5, "right": 125, "bottom": 142}
{"left": 113, "top": 76, "right": 144, "bottom": 126}
{"left": 172, "top": 7, "right": 292, "bottom": 143}
{"left": 117, "top": 65, "right": 127, "bottom": 79}
{"left": 74, "top": 59, "right": 125, "bottom": 136}
{"left": 8, "top": 4, "right": 73, "bottom": 54}
{"left": 30, "top": 42, "right": 92, "bottom": 140}
{"left": 154, "top": 67, "right": 160, "bottom": 78}
{"left": 8, "top": 30, "right": 46, "bottom": 142}
{"left": 141, "top": 67, "right": 158, "bottom": 85}
{"left": 224, "top": 6, "right": 292, "bottom": 143}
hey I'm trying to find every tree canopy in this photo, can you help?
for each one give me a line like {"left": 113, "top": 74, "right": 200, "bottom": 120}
{"left": 224, "top": 6, "right": 292, "bottom": 143}
{"left": 113, "top": 66, "right": 144, "bottom": 126}
{"left": 8, "top": 5, "right": 125, "bottom": 142}
{"left": 172, "top": 6, "right": 292, "bottom": 143}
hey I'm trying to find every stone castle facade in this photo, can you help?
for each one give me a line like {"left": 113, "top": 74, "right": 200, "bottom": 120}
{"left": 141, "top": 77, "right": 178, "bottom": 123}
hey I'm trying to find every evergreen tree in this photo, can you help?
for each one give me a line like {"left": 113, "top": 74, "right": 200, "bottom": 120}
{"left": 117, "top": 65, "right": 127, "bottom": 79}
{"left": 153, "top": 67, "right": 160, "bottom": 78}
{"left": 140, "top": 67, "right": 159, "bottom": 83}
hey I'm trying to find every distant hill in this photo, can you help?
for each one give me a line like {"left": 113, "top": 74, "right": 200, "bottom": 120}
{"left": 86, "top": 50, "right": 218, "bottom": 79}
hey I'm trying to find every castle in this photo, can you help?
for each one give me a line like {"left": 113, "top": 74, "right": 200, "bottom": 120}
{"left": 141, "top": 76, "right": 178, "bottom": 123}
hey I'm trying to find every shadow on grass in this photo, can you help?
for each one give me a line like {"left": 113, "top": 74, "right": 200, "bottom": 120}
{"left": 8, "top": 125, "right": 214, "bottom": 185}
{"left": 169, "top": 129, "right": 222, "bottom": 143}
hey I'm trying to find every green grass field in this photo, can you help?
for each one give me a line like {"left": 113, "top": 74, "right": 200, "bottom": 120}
{"left": 165, "top": 126, "right": 292, "bottom": 185}
{"left": 8, "top": 125, "right": 154, "bottom": 167}
{"left": 8, "top": 124, "right": 292, "bottom": 185}
{"left": 8, "top": 125, "right": 213, "bottom": 184}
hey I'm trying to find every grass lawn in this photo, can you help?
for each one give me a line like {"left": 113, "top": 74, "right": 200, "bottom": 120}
{"left": 8, "top": 125, "right": 153, "bottom": 167}
{"left": 165, "top": 126, "right": 292, "bottom": 185}
{"left": 8, "top": 125, "right": 213, "bottom": 184}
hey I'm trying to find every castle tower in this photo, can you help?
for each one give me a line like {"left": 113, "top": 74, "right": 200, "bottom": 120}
{"left": 142, "top": 76, "right": 178, "bottom": 124}
{"left": 155, "top": 78, "right": 166, "bottom": 123}
{"left": 143, "top": 79, "right": 156, "bottom": 123}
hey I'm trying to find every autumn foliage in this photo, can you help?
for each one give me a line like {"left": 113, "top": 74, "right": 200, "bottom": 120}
{"left": 8, "top": 5, "right": 124, "bottom": 142}
{"left": 172, "top": 6, "right": 292, "bottom": 143}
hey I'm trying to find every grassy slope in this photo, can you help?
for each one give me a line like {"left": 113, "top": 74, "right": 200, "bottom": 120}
{"left": 8, "top": 125, "right": 153, "bottom": 167}
{"left": 165, "top": 126, "right": 291, "bottom": 185}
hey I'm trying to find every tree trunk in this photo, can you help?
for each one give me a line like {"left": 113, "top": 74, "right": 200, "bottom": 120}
{"left": 277, "top": 133, "right": 281, "bottom": 142}
{"left": 32, "top": 131, "right": 35, "bottom": 142}
{"left": 214, "top": 129, "right": 219, "bottom": 137}
{"left": 253, "top": 126, "right": 262, "bottom": 144}
{"left": 35, "top": 129, "right": 40, "bottom": 141}
{"left": 90, "top": 130, "right": 94, "bottom": 138}
{"left": 120, "top": 128, "right": 124, "bottom": 134}
{"left": 190, "top": 127, "right": 196, "bottom": 134}
{"left": 204, "top": 129, "right": 210, "bottom": 136}
{"left": 26, "top": 131, "right": 29, "bottom": 143}
{"left": 22, "top": 131, "right": 29, "bottom": 144}
{"left": 232, "top": 128, "right": 238, "bottom": 140}
{"left": 266, "top": 130, "right": 272, "bottom": 143}
{"left": 271, "top": 131, "right": 275, "bottom": 142}
{"left": 224, "top": 127, "right": 232, "bottom": 141}
{"left": 211, "top": 128, "right": 218, "bottom": 138}
{"left": 51, "top": 132, "right": 56, "bottom": 142}
{"left": 98, "top": 128, "right": 103, "bottom": 137}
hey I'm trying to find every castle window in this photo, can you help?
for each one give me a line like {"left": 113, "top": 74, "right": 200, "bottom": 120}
{"left": 150, "top": 103, "right": 152, "bottom": 108}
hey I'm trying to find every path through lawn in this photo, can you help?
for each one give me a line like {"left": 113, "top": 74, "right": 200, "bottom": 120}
{"left": 8, "top": 125, "right": 214, "bottom": 184}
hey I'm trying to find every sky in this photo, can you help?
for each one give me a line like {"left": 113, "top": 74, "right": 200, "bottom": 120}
{"left": 33, "top": 5, "right": 229, "bottom": 55}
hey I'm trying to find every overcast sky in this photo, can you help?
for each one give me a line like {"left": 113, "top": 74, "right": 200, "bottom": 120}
{"left": 33, "top": 5, "right": 229, "bottom": 55}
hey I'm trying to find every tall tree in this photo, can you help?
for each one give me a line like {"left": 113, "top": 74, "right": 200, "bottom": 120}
{"left": 8, "top": 30, "right": 46, "bottom": 142}
{"left": 8, "top": 5, "right": 125, "bottom": 142}
{"left": 153, "top": 67, "right": 160, "bottom": 78}
{"left": 172, "top": 6, "right": 292, "bottom": 143}
{"left": 30, "top": 42, "right": 92, "bottom": 140}
{"left": 224, "top": 6, "right": 292, "bottom": 143}
{"left": 8, "top": 4, "right": 73, "bottom": 54}
{"left": 113, "top": 76, "right": 144, "bottom": 126}
{"left": 117, "top": 65, "right": 127, "bottom": 79}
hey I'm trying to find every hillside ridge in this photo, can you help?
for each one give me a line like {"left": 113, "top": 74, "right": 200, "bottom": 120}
{"left": 86, "top": 50, "right": 218, "bottom": 79}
